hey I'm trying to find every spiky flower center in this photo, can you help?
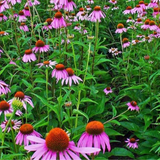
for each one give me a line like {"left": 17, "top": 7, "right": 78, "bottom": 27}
{"left": 130, "top": 138, "right": 136, "bottom": 143}
{"left": 94, "top": 6, "right": 101, "bottom": 11}
{"left": 71, "top": 13, "right": 75, "bottom": 16}
{"left": 36, "top": 40, "right": 45, "bottom": 47}
{"left": 0, "top": 13, "right": 3, "bottom": 17}
{"left": 130, "top": 101, "right": 137, "bottom": 106}
{"left": 122, "top": 38, "right": 129, "bottom": 43}
{"left": 126, "top": 6, "right": 132, "bottom": 10}
{"left": 137, "top": 18, "right": 142, "bottom": 22}
{"left": 25, "top": 6, "right": 29, "bottom": 10}
{"left": 106, "top": 87, "right": 111, "bottom": 91}
{"left": 45, "top": 128, "right": 69, "bottom": 151}
{"left": 20, "top": 23, "right": 26, "bottom": 26}
{"left": 19, "top": 11, "right": 24, "bottom": 15}
{"left": 86, "top": 121, "right": 104, "bottom": 135}
{"left": 25, "top": 49, "right": 32, "bottom": 55}
{"left": 139, "top": 1, "right": 144, "bottom": 4}
{"left": 5, "top": 120, "right": 15, "bottom": 126}
{"left": 20, "top": 124, "right": 34, "bottom": 134}
{"left": 68, "top": 0, "right": 72, "bottom": 2}
{"left": 128, "top": 17, "right": 132, "bottom": 20}
{"left": 46, "top": 18, "right": 53, "bottom": 25}
{"left": 144, "top": 55, "right": 150, "bottom": 60}
{"left": 0, "top": 31, "right": 5, "bottom": 35}
{"left": 43, "top": 61, "right": 50, "bottom": 65}
{"left": 154, "top": 31, "right": 157, "bottom": 35}
{"left": 145, "top": 3, "right": 148, "bottom": 6}
{"left": 79, "top": 8, "right": 84, "bottom": 11}
{"left": 14, "top": 91, "right": 25, "bottom": 100}
{"left": 0, "top": 101, "right": 10, "bottom": 111}
{"left": 154, "top": 8, "right": 158, "bottom": 12}
{"left": 55, "top": 11, "right": 62, "bottom": 18}
{"left": 136, "top": 4, "right": 140, "bottom": 8}
{"left": 117, "top": 23, "right": 124, "bottom": 29}
{"left": 149, "top": 20, "right": 156, "bottom": 26}
{"left": 66, "top": 68, "right": 74, "bottom": 76}
{"left": 135, "top": 40, "right": 139, "bottom": 43}
{"left": 144, "top": 20, "right": 150, "bottom": 25}
{"left": 55, "top": 64, "right": 65, "bottom": 70}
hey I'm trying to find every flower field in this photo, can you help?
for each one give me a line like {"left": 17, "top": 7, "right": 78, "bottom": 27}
{"left": 0, "top": 0, "right": 160, "bottom": 159}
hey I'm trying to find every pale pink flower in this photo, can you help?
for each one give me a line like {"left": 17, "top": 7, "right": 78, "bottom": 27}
{"left": 125, "top": 138, "right": 139, "bottom": 149}
{"left": 103, "top": 5, "right": 110, "bottom": 10}
{"left": 62, "top": 68, "right": 82, "bottom": 86}
{"left": 0, "top": 13, "right": 7, "bottom": 21}
{"left": 22, "top": 49, "right": 36, "bottom": 62}
{"left": 141, "top": 19, "right": 150, "bottom": 29}
{"left": 0, "top": 80, "right": 11, "bottom": 95}
{"left": 16, "top": 124, "right": 41, "bottom": 146}
{"left": 89, "top": 6, "right": 105, "bottom": 22}
{"left": 109, "top": 48, "right": 118, "bottom": 53}
{"left": 131, "top": 5, "right": 143, "bottom": 14}
{"left": 149, "top": 20, "right": 158, "bottom": 31}
{"left": 8, "top": 0, "right": 21, "bottom": 5}
{"left": 109, "top": 0, "right": 117, "bottom": 4}
{"left": 87, "top": 0, "right": 94, "bottom": 4}
{"left": 32, "top": 40, "right": 50, "bottom": 53}
{"left": 115, "top": 23, "right": 127, "bottom": 33}
{"left": 78, "top": 121, "right": 111, "bottom": 155}
{"left": 43, "top": 18, "right": 54, "bottom": 30}
{"left": 0, "top": 0, "right": 10, "bottom": 12}
{"left": 25, "top": 0, "right": 40, "bottom": 7}
{"left": 127, "top": 101, "right": 139, "bottom": 111}
{"left": 18, "top": 11, "right": 27, "bottom": 22}
{"left": 148, "top": 1, "right": 158, "bottom": 8}
{"left": 123, "top": 6, "right": 132, "bottom": 14}
{"left": 23, "top": 7, "right": 30, "bottom": 17}
{"left": 1, "top": 119, "right": 22, "bottom": 132}
{"left": 20, "top": 23, "right": 29, "bottom": 32}
{"left": 0, "top": 31, "right": 8, "bottom": 36}
{"left": 126, "top": 17, "right": 135, "bottom": 23}
{"left": 122, "top": 38, "right": 130, "bottom": 48}
{"left": 25, "top": 128, "right": 100, "bottom": 160}
{"left": 139, "top": 1, "right": 146, "bottom": 9}
{"left": 53, "top": 0, "right": 68, "bottom": 6}
{"left": 64, "top": 0, "right": 76, "bottom": 12}
{"left": 52, "top": 11, "right": 67, "bottom": 29}
{"left": 103, "top": 87, "right": 112, "bottom": 95}
{"left": 36, "top": 60, "right": 57, "bottom": 69}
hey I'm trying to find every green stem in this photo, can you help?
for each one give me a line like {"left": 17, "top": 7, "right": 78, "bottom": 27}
{"left": 30, "top": 62, "right": 33, "bottom": 86}
{"left": 75, "top": 90, "right": 81, "bottom": 128}
{"left": 46, "top": 68, "right": 49, "bottom": 127}
{"left": 103, "top": 110, "right": 128, "bottom": 124}
{"left": 71, "top": 42, "right": 77, "bottom": 74}
{"left": 92, "top": 20, "right": 99, "bottom": 75}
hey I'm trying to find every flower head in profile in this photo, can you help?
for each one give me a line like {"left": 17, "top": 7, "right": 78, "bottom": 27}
{"left": 78, "top": 121, "right": 111, "bottom": 155}
{"left": 18, "top": 11, "right": 27, "bottom": 22}
{"left": 0, "top": 101, "right": 12, "bottom": 118}
{"left": 25, "top": 127, "right": 101, "bottom": 159}
{"left": 122, "top": 38, "right": 130, "bottom": 48}
{"left": 52, "top": 11, "right": 67, "bottom": 29}
{"left": 125, "top": 138, "right": 139, "bottom": 149}
{"left": 62, "top": 68, "right": 83, "bottom": 86}
{"left": 115, "top": 23, "right": 127, "bottom": 33}
{"left": 149, "top": 20, "right": 158, "bottom": 31}
{"left": 0, "top": 80, "right": 11, "bottom": 95}
{"left": 1, "top": 119, "right": 22, "bottom": 132}
{"left": 8, "top": 91, "right": 34, "bottom": 110}
{"left": 23, "top": 6, "right": 30, "bottom": 17}
{"left": 22, "top": 49, "right": 36, "bottom": 63}
{"left": 52, "top": 64, "right": 68, "bottom": 82}
{"left": 37, "top": 60, "right": 57, "bottom": 69}
{"left": 89, "top": 6, "right": 106, "bottom": 22}
{"left": 0, "top": 0, "right": 10, "bottom": 12}
{"left": 33, "top": 40, "right": 50, "bottom": 53}
{"left": 64, "top": 0, "right": 76, "bottom": 12}
{"left": 0, "top": 13, "right": 7, "bottom": 21}
{"left": 16, "top": 123, "right": 41, "bottom": 146}
{"left": 103, "top": 87, "right": 112, "bottom": 95}
{"left": 123, "top": 6, "right": 132, "bottom": 14}
{"left": 127, "top": 101, "right": 139, "bottom": 111}
{"left": 25, "top": 0, "right": 40, "bottom": 7}
{"left": 20, "top": 23, "right": 29, "bottom": 32}
{"left": 43, "top": 18, "right": 54, "bottom": 30}
{"left": 0, "top": 31, "right": 9, "bottom": 36}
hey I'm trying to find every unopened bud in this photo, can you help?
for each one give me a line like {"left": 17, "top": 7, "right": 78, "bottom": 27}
{"left": 12, "top": 98, "right": 23, "bottom": 111}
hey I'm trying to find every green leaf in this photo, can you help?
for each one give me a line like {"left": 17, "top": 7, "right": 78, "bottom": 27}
{"left": 73, "top": 109, "right": 89, "bottom": 122}
{"left": 81, "top": 98, "right": 98, "bottom": 104}
{"left": 120, "top": 121, "right": 139, "bottom": 131}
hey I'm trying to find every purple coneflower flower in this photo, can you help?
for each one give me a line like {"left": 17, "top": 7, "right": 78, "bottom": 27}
{"left": 53, "top": 0, "right": 68, "bottom": 6}
{"left": 0, "top": 101, "right": 12, "bottom": 118}
{"left": 23, "top": 6, "right": 30, "bottom": 17}
{"left": 52, "top": 11, "right": 67, "bottom": 29}
{"left": 43, "top": 18, "right": 54, "bottom": 30}
{"left": 25, "top": 0, "right": 40, "bottom": 7}
{"left": 139, "top": 1, "right": 146, "bottom": 9}
{"left": 0, "top": 80, "right": 11, "bottom": 95}
{"left": 37, "top": 60, "right": 57, "bottom": 69}
{"left": 18, "top": 11, "right": 27, "bottom": 22}
{"left": 32, "top": 40, "right": 50, "bottom": 53}
{"left": 89, "top": 6, "right": 106, "bottom": 22}
{"left": 76, "top": 8, "right": 85, "bottom": 20}
{"left": 0, "top": 0, "right": 10, "bottom": 12}
{"left": 86, "top": 5, "right": 92, "bottom": 11}
{"left": 52, "top": 64, "right": 68, "bottom": 82}
{"left": 131, "top": 5, "right": 143, "bottom": 14}
{"left": 148, "top": 1, "right": 158, "bottom": 8}
{"left": 20, "top": 23, "right": 29, "bottom": 32}
{"left": 25, "top": 127, "right": 100, "bottom": 159}
{"left": 109, "top": 48, "right": 118, "bottom": 53}
{"left": 0, "top": 31, "right": 9, "bottom": 36}
{"left": 115, "top": 23, "right": 127, "bottom": 33}
{"left": 0, "top": 13, "right": 7, "bottom": 21}
{"left": 122, "top": 38, "right": 130, "bottom": 48}
{"left": 1, "top": 119, "right": 22, "bottom": 132}
{"left": 123, "top": 6, "right": 132, "bottom": 14}
{"left": 16, "top": 123, "right": 41, "bottom": 146}
{"left": 103, "top": 87, "right": 112, "bottom": 95}
{"left": 126, "top": 17, "right": 135, "bottom": 23}
{"left": 78, "top": 121, "right": 111, "bottom": 155}
{"left": 127, "top": 101, "right": 139, "bottom": 111}
{"left": 64, "top": 0, "right": 76, "bottom": 12}
{"left": 8, "top": 91, "right": 34, "bottom": 110}
{"left": 22, "top": 49, "right": 37, "bottom": 63}
{"left": 109, "top": 0, "right": 117, "bottom": 4}
{"left": 149, "top": 20, "right": 158, "bottom": 31}
{"left": 62, "top": 68, "right": 82, "bottom": 86}
{"left": 87, "top": 0, "right": 94, "bottom": 4}
{"left": 125, "top": 138, "right": 139, "bottom": 149}
{"left": 8, "top": 0, "right": 21, "bottom": 5}
{"left": 104, "top": 5, "right": 110, "bottom": 10}
{"left": 141, "top": 19, "right": 150, "bottom": 29}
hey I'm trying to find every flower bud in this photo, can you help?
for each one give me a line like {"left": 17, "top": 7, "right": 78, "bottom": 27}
{"left": 12, "top": 98, "right": 23, "bottom": 111}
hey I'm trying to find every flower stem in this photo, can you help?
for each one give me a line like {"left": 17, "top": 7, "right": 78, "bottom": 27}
{"left": 71, "top": 42, "right": 77, "bottom": 74}
{"left": 92, "top": 20, "right": 99, "bottom": 75}
{"left": 75, "top": 90, "right": 81, "bottom": 128}
{"left": 103, "top": 110, "right": 128, "bottom": 124}
{"left": 46, "top": 68, "right": 49, "bottom": 127}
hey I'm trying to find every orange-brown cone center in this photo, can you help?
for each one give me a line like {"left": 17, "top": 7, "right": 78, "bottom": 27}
{"left": 94, "top": 6, "right": 101, "bottom": 11}
{"left": 5, "top": 120, "right": 15, "bottom": 126}
{"left": 117, "top": 23, "right": 124, "bottom": 29}
{"left": 136, "top": 4, "right": 140, "bottom": 8}
{"left": 137, "top": 18, "right": 142, "bottom": 22}
{"left": 55, "top": 11, "right": 62, "bottom": 18}
{"left": 139, "top": 1, "right": 144, "bottom": 4}
{"left": 45, "top": 128, "right": 69, "bottom": 151}
{"left": 106, "top": 87, "right": 111, "bottom": 91}
{"left": 20, "top": 124, "right": 34, "bottom": 134}
{"left": 25, "top": 49, "right": 32, "bottom": 55}
{"left": 46, "top": 18, "right": 53, "bottom": 25}
{"left": 122, "top": 38, "right": 129, "bottom": 43}
{"left": 14, "top": 91, "right": 25, "bottom": 100}
{"left": 79, "top": 8, "right": 84, "bottom": 11}
{"left": 130, "top": 101, "right": 137, "bottom": 106}
{"left": 86, "top": 121, "right": 104, "bottom": 135}
{"left": 43, "top": 61, "right": 50, "bottom": 65}
{"left": 0, "top": 101, "right": 10, "bottom": 111}
{"left": 36, "top": 40, "right": 45, "bottom": 47}
{"left": 21, "top": 23, "right": 26, "bottom": 26}
{"left": 130, "top": 138, "right": 136, "bottom": 143}
{"left": 55, "top": 64, "right": 65, "bottom": 70}
{"left": 149, "top": 20, "right": 156, "bottom": 26}
{"left": 126, "top": 6, "right": 132, "bottom": 10}
{"left": 25, "top": 6, "right": 29, "bottom": 10}
{"left": 66, "top": 68, "right": 74, "bottom": 76}
{"left": 144, "top": 20, "right": 150, "bottom": 25}
{"left": 19, "top": 11, "right": 24, "bottom": 15}
{"left": 0, "top": 13, "right": 3, "bottom": 17}
{"left": 0, "top": 31, "right": 5, "bottom": 35}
